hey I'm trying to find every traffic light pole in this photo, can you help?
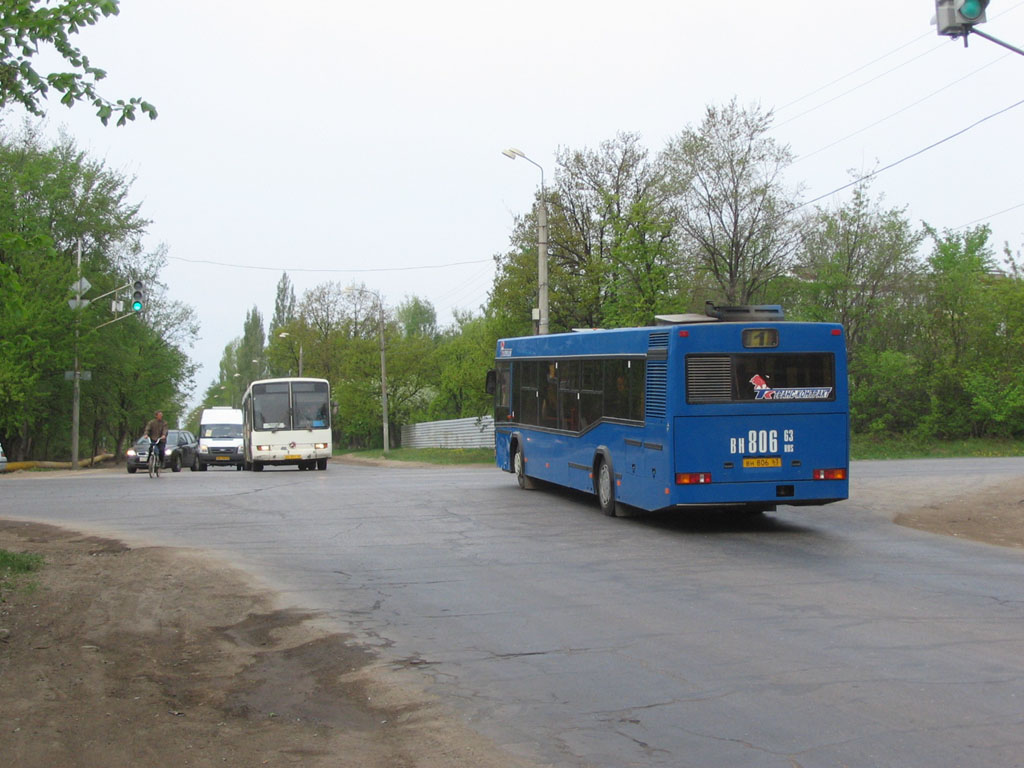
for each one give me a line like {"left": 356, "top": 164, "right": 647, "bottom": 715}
{"left": 69, "top": 276, "right": 137, "bottom": 469}
{"left": 967, "top": 27, "right": 1024, "bottom": 56}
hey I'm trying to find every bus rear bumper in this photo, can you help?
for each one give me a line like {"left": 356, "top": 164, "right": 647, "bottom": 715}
{"left": 659, "top": 479, "right": 848, "bottom": 511}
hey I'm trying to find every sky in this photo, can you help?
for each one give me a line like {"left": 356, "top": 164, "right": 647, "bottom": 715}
{"left": 11, "top": 0, "right": 1024, "bottom": 409}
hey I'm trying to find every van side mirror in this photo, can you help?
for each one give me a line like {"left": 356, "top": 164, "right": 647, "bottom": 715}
{"left": 485, "top": 369, "right": 496, "bottom": 396}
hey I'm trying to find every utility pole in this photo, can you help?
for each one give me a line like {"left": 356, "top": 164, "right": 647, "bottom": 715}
{"left": 71, "top": 240, "right": 83, "bottom": 470}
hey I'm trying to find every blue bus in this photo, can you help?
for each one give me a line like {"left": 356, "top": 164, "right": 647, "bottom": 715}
{"left": 487, "top": 305, "right": 848, "bottom": 515}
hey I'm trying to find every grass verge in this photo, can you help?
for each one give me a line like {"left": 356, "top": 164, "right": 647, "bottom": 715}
{"left": 344, "top": 447, "right": 494, "bottom": 465}
{"left": 0, "top": 549, "right": 44, "bottom": 600}
{"left": 851, "top": 435, "right": 1024, "bottom": 461}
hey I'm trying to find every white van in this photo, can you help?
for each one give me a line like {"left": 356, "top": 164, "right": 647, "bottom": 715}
{"left": 197, "top": 407, "right": 244, "bottom": 470}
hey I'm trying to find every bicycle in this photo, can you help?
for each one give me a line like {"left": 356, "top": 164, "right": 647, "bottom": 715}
{"left": 147, "top": 438, "right": 164, "bottom": 479}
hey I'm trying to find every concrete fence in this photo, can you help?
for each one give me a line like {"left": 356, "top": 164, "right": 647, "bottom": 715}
{"left": 401, "top": 416, "right": 495, "bottom": 449}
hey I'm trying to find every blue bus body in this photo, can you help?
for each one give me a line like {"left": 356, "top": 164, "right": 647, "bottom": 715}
{"left": 491, "top": 316, "right": 849, "bottom": 514}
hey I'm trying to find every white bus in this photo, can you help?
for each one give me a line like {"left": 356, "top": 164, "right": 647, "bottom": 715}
{"left": 241, "top": 377, "right": 332, "bottom": 471}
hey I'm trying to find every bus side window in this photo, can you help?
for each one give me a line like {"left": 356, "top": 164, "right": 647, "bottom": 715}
{"left": 541, "top": 361, "right": 559, "bottom": 427}
{"left": 519, "top": 361, "right": 541, "bottom": 426}
{"left": 558, "top": 360, "right": 580, "bottom": 431}
{"left": 495, "top": 362, "right": 511, "bottom": 421}
{"left": 604, "top": 359, "right": 629, "bottom": 420}
{"left": 578, "top": 360, "right": 602, "bottom": 430}
{"left": 628, "top": 359, "right": 645, "bottom": 421}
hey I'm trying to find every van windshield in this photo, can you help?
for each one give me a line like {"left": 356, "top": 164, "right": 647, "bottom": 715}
{"left": 203, "top": 424, "right": 243, "bottom": 439}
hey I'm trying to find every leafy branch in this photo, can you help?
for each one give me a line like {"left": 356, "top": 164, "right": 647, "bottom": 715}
{"left": 0, "top": 0, "right": 156, "bottom": 125}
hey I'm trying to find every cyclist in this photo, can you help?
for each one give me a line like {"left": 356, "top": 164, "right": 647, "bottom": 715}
{"left": 143, "top": 410, "right": 169, "bottom": 469}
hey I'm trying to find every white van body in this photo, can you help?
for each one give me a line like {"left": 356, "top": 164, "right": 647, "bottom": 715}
{"left": 198, "top": 407, "right": 245, "bottom": 470}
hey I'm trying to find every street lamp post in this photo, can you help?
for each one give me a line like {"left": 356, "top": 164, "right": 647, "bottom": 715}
{"left": 345, "top": 288, "right": 389, "bottom": 454}
{"left": 277, "top": 332, "right": 303, "bottom": 376}
{"left": 502, "top": 147, "right": 549, "bottom": 335}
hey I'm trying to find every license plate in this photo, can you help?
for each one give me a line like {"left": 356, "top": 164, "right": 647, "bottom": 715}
{"left": 743, "top": 457, "right": 782, "bottom": 468}
{"left": 285, "top": 454, "right": 301, "bottom": 460}
{"left": 216, "top": 456, "right": 229, "bottom": 461}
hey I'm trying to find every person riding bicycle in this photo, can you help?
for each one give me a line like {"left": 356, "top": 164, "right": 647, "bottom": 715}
{"left": 143, "top": 410, "right": 169, "bottom": 469}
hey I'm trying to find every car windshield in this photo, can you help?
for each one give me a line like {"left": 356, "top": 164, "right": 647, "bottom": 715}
{"left": 202, "top": 424, "right": 243, "bottom": 439}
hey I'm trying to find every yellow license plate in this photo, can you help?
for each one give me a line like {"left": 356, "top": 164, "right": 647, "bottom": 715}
{"left": 285, "top": 454, "right": 301, "bottom": 460}
{"left": 743, "top": 457, "right": 782, "bottom": 468}
{"left": 216, "top": 456, "right": 229, "bottom": 461}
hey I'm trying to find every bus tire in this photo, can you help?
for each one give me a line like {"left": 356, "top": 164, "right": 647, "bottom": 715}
{"left": 596, "top": 458, "right": 616, "bottom": 517}
{"left": 514, "top": 444, "right": 535, "bottom": 490}
{"left": 252, "top": 462, "right": 264, "bottom": 472}
{"left": 317, "top": 458, "right": 327, "bottom": 470}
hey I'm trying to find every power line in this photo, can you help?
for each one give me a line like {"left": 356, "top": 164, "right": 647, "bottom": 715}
{"left": 168, "top": 255, "right": 491, "bottom": 273}
{"left": 792, "top": 53, "right": 1008, "bottom": 165}
{"left": 799, "top": 96, "right": 1024, "bottom": 209}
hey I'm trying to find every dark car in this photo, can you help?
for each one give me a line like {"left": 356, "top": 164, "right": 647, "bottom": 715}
{"left": 125, "top": 430, "right": 199, "bottom": 473}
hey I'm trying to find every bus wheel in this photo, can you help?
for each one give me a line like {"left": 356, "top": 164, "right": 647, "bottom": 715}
{"left": 514, "top": 445, "right": 535, "bottom": 490}
{"left": 597, "top": 459, "right": 616, "bottom": 517}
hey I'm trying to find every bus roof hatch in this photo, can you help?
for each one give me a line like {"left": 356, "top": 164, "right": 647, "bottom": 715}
{"left": 704, "top": 302, "right": 786, "bottom": 322}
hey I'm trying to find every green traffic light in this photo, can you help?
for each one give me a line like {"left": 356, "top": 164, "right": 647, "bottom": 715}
{"left": 131, "top": 279, "right": 144, "bottom": 312}
{"left": 960, "top": 0, "right": 985, "bottom": 20}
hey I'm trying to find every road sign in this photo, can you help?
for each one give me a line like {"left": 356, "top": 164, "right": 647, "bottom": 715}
{"left": 70, "top": 277, "right": 92, "bottom": 295}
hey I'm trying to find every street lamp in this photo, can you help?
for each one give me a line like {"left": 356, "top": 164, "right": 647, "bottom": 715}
{"left": 278, "top": 332, "right": 303, "bottom": 376}
{"left": 345, "top": 287, "right": 390, "bottom": 454}
{"left": 502, "top": 147, "right": 549, "bottom": 335}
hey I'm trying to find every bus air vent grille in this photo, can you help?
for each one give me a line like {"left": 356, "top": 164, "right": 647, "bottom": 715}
{"left": 648, "top": 331, "right": 670, "bottom": 348}
{"left": 686, "top": 356, "right": 733, "bottom": 402}
{"left": 645, "top": 360, "right": 668, "bottom": 419}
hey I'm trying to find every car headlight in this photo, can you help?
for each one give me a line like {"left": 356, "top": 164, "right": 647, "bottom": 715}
{"left": 127, "top": 449, "right": 137, "bottom": 457}
{"left": 199, "top": 445, "right": 209, "bottom": 454}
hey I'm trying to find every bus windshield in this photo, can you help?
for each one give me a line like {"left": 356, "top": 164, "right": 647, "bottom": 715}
{"left": 251, "top": 380, "right": 330, "bottom": 431}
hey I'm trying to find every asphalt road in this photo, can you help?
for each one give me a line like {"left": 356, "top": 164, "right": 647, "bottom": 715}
{"left": 3, "top": 458, "right": 1024, "bottom": 767}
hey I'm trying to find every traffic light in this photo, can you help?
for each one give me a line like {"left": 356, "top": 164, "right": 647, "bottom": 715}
{"left": 937, "top": 0, "right": 989, "bottom": 35}
{"left": 131, "top": 280, "right": 144, "bottom": 312}
{"left": 955, "top": 0, "right": 988, "bottom": 24}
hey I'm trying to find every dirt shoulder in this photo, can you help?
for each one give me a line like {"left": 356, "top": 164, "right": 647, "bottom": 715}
{"left": 0, "top": 520, "right": 535, "bottom": 768}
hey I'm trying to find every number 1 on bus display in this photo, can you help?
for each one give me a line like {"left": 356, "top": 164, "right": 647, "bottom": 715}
{"left": 742, "top": 328, "right": 779, "bottom": 348}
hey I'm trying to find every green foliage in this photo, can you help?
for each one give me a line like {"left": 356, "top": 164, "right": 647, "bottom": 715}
{"left": 0, "top": 0, "right": 157, "bottom": 125}
{"left": 0, "top": 125, "right": 194, "bottom": 460}
{"left": 662, "top": 99, "right": 800, "bottom": 304}
{"left": 850, "top": 349, "right": 928, "bottom": 435}
{"left": 0, "top": 548, "right": 43, "bottom": 600}
{"left": 344, "top": 447, "right": 494, "bottom": 465}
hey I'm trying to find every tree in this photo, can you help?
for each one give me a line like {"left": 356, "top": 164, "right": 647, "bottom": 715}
{"left": 269, "top": 271, "right": 296, "bottom": 334}
{"left": 792, "top": 183, "right": 925, "bottom": 360}
{"left": 491, "top": 132, "right": 684, "bottom": 331}
{"left": 0, "top": 125, "right": 190, "bottom": 460}
{"left": 663, "top": 100, "right": 801, "bottom": 304}
{"left": 429, "top": 311, "right": 497, "bottom": 419}
{"left": 396, "top": 295, "right": 437, "bottom": 339}
{"left": 0, "top": 0, "right": 156, "bottom": 125}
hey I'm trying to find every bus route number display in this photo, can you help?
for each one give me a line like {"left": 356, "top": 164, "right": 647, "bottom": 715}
{"left": 742, "top": 328, "right": 778, "bottom": 348}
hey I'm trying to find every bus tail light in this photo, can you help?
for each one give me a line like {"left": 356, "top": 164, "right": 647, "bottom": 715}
{"left": 256, "top": 444, "right": 271, "bottom": 452}
{"left": 813, "top": 468, "right": 846, "bottom": 480}
{"left": 314, "top": 442, "right": 328, "bottom": 450}
{"left": 676, "top": 472, "right": 712, "bottom": 485}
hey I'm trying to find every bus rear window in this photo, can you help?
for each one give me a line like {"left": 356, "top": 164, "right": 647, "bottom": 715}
{"left": 687, "top": 354, "right": 835, "bottom": 403}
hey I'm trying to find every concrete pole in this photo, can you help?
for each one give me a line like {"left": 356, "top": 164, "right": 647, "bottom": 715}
{"left": 537, "top": 192, "right": 549, "bottom": 335}
{"left": 379, "top": 303, "right": 389, "bottom": 453}
{"left": 71, "top": 240, "right": 81, "bottom": 470}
